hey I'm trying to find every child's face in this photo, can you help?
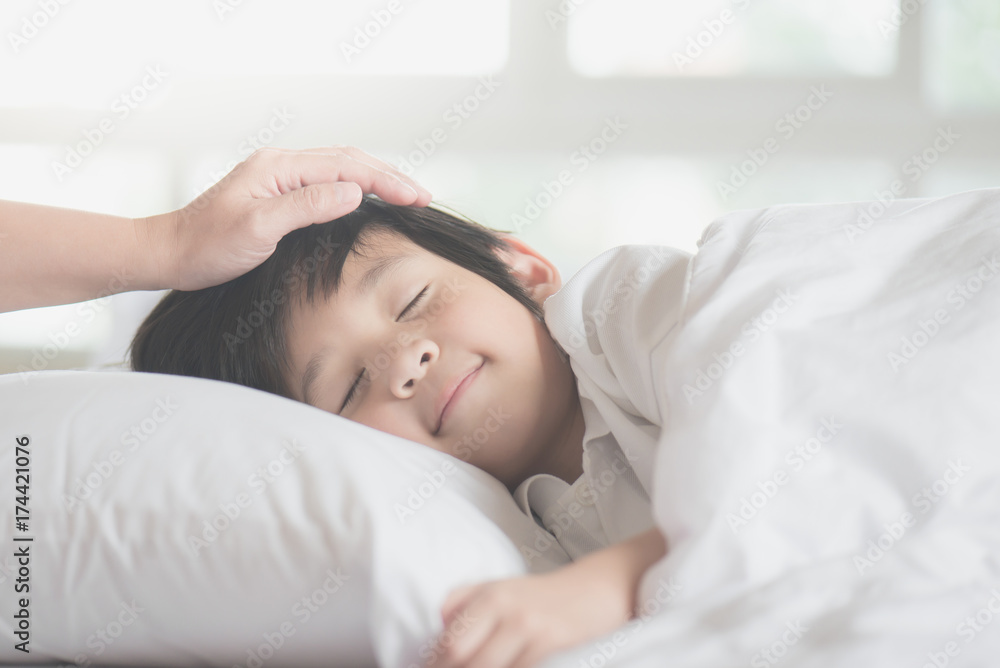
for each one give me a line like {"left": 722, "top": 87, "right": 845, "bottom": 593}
{"left": 282, "top": 228, "right": 583, "bottom": 489}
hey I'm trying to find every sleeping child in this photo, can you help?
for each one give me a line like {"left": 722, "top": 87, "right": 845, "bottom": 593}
{"left": 129, "top": 195, "right": 677, "bottom": 668}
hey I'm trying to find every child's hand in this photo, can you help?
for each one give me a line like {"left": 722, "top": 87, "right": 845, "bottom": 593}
{"left": 425, "top": 528, "right": 667, "bottom": 668}
{"left": 425, "top": 566, "right": 632, "bottom": 668}
{"left": 139, "top": 146, "right": 432, "bottom": 291}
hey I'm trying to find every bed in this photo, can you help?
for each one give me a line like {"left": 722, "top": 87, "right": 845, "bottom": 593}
{"left": 2, "top": 187, "right": 999, "bottom": 667}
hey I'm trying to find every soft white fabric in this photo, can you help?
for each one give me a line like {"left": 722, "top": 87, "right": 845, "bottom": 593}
{"left": 0, "top": 370, "right": 569, "bottom": 667}
{"left": 540, "top": 187, "right": 1000, "bottom": 666}
{"left": 513, "top": 245, "right": 692, "bottom": 560}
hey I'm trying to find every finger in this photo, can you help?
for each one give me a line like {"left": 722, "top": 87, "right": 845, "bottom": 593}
{"left": 241, "top": 148, "right": 417, "bottom": 204}
{"left": 509, "top": 643, "right": 550, "bottom": 668}
{"left": 255, "top": 181, "right": 363, "bottom": 235}
{"left": 434, "top": 600, "right": 496, "bottom": 668}
{"left": 441, "top": 584, "right": 480, "bottom": 627}
{"left": 308, "top": 146, "right": 433, "bottom": 204}
{"left": 461, "top": 621, "right": 530, "bottom": 668}
{"left": 258, "top": 147, "right": 432, "bottom": 205}
{"left": 290, "top": 153, "right": 425, "bottom": 205}
{"left": 260, "top": 146, "right": 423, "bottom": 191}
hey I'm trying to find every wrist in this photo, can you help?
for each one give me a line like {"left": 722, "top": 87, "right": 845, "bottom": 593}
{"left": 561, "top": 549, "right": 635, "bottom": 626}
{"left": 570, "top": 527, "right": 668, "bottom": 621}
{"left": 131, "top": 211, "right": 178, "bottom": 291}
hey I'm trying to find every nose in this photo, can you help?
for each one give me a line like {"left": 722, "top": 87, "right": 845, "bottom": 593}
{"left": 388, "top": 337, "right": 439, "bottom": 399}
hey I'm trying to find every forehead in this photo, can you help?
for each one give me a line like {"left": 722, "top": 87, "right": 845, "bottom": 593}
{"left": 350, "top": 227, "right": 424, "bottom": 265}
{"left": 288, "top": 228, "right": 442, "bottom": 327}
{"left": 341, "top": 228, "right": 438, "bottom": 292}
{"left": 293, "top": 228, "right": 423, "bottom": 302}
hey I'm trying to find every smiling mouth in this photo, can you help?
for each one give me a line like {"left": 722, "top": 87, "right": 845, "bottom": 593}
{"left": 434, "top": 361, "right": 484, "bottom": 436}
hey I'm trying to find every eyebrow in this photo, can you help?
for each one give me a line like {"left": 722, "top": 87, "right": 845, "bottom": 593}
{"left": 355, "top": 253, "right": 412, "bottom": 298}
{"left": 300, "top": 252, "right": 413, "bottom": 407}
{"left": 301, "top": 354, "right": 325, "bottom": 406}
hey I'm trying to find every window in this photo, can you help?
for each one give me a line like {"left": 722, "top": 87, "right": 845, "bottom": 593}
{"left": 2, "top": 0, "right": 997, "bottom": 373}
{"left": 567, "top": 0, "right": 898, "bottom": 77}
{"left": 925, "top": 0, "right": 1000, "bottom": 111}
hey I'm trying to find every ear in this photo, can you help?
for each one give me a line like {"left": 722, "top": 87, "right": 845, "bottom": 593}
{"left": 494, "top": 234, "right": 562, "bottom": 303}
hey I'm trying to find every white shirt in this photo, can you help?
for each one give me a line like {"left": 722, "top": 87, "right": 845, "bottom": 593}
{"left": 513, "top": 244, "right": 692, "bottom": 560}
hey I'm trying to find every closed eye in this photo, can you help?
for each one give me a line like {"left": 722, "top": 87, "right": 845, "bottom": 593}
{"left": 340, "top": 368, "right": 366, "bottom": 413}
{"left": 397, "top": 286, "right": 428, "bottom": 320}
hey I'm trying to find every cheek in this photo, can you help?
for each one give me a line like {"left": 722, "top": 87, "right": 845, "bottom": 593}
{"left": 351, "top": 402, "right": 410, "bottom": 441}
{"left": 441, "top": 288, "right": 536, "bottom": 342}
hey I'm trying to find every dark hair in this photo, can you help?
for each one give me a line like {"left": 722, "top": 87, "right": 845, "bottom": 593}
{"left": 129, "top": 197, "right": 543, "bottom": 399}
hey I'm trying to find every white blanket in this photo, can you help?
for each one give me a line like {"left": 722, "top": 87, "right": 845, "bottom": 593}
{"left": 544, "top": 188, "right": 1000, "bottom": 667}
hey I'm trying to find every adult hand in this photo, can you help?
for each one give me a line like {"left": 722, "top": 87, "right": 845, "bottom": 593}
{"left": 139, "top": 146, "right": 432, "bottom": 291}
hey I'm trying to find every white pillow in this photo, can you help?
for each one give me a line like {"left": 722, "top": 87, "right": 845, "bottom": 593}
{"left": 0, "top": 370, "right": 569, "bottom": 667}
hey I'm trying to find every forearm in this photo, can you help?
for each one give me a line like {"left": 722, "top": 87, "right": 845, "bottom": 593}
{"left": 568, "top": 526, "right": 668, "bottom": 622}
{"left": 0, "top": 200, "right": 165, "bottom": 313}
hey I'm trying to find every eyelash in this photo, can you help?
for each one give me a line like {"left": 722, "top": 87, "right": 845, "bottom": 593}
{"left": 397, "top": 286, "right": 428, "bottom": 320}
{"left": 340, "top": 286, "right": 429, "bottom": 412}
{"left": 341, "top": 369, "right": 366, "bottom": 412}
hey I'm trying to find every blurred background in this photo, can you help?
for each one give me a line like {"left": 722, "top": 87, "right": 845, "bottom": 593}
{"left": 1, "top": 0, "right": 998, "bottom": 375}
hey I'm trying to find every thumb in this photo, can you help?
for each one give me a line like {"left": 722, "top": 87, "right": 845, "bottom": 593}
{"left": 258, "top": 181, "right": 364, "bottom": 236}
